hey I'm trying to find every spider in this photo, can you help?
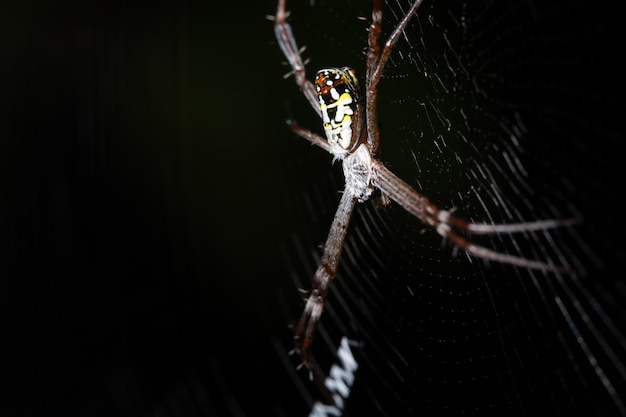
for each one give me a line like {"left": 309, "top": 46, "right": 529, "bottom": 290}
{"left": 272, "top": 0, "right": 576, "bottom": 370}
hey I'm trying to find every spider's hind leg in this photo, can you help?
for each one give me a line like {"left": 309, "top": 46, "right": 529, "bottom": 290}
{"left": 294, "top": 191, "right": 357, "bottom": 369}
{"left": 294, "top": 288, "right": 326, "bottom": 368}
{"left": 372, "top": 160, "right": 580, "bottom": 275}
{"left": 440, "top": 210, "right": 581, "bottom": 235}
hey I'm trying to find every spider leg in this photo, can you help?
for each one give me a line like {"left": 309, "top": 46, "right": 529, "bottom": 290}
{"left": 372, "top": 160, "right": 577, "bottom": 274}
{"left": 294, "top": 191, "right": 357, "bottom": 369}
{"left": 436, "top": 224, "right": 572, "bottom": 273}
{"left": 274, "top": 0, "right": 320, "bottom": 115}
{"left": 364, "top": 0, "right": 384, "bottom": 157}
{"left": 441, "top": 212, "right": 580, "bottom": 235}
{"left": 372, "top": 0, "right": 425, "bottom": 88}
{"left": 287, "top": 120, "right": 332, "bottom": 154}
{"left": 365, "top": 0, "right": 424, "bottom": 157}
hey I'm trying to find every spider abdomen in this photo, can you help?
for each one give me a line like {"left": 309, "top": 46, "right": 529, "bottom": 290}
{"left": 315, "top": 67, "right": 361, "bottom": 155}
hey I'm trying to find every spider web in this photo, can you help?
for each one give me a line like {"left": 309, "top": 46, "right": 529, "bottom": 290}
{"left": 272, "top": 0, "right": 626, "bottom": 415}
{"left": 4, "top": 0, "right": 623, "bottom": 416}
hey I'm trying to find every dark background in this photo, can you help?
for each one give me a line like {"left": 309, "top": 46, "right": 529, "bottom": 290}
{"left": 2, "top": 0, "right": 625, "bottom": 416}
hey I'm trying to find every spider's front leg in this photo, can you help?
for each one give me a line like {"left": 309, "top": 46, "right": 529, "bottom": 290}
{"left": 273, "top": 0, "right": 337, "bottom": 154}
{"left": 365, "top": 0, "right": 424, "bottom": 157}
{"left": 273, "top": 0, "right": 320, "bottom": 114}
{"left": 294, "top": 191, "right": 357, "bottom": 369}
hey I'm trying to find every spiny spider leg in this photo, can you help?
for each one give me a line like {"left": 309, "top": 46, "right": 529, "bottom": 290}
{"left": 273, "top": 0, "right": 320, "bottom": 114}
{"left": 287, "top": 121, "right": 331, "bottom": 153}
{"left": 448, "top": 216, "right": 580, "bottom": 235}
{"left": 366, "top": 0, "right": 424, "bottom": 157}
{"left": 373, "top": 162, "right": 575, "bottom": 273}
{"left": 294, "top": 191, "right": 357, "bottom": 369}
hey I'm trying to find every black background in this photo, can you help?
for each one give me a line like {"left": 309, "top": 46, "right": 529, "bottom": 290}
{"left": 2, "top": 0, "right": 625, "bottom": 416}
